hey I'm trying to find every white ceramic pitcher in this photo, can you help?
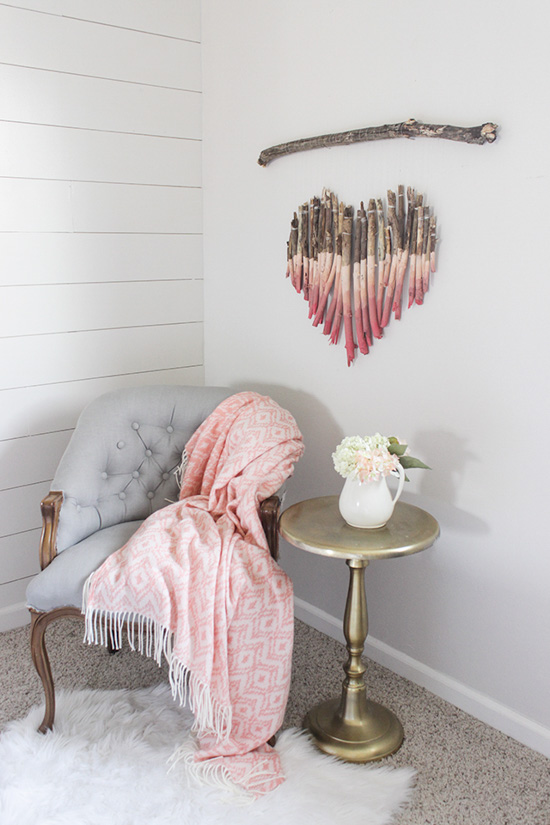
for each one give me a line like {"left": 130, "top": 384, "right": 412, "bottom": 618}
{"left": 338, "top": 464, "right": 405, "bottom": 529}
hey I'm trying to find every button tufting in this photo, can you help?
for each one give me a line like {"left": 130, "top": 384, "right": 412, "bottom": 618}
{"left": 101, "top": 472, "right": 108, "bottom": 480}
{"left": 132, "top": 470, "right": 140, "bottom": 479}
{"left": 132, "top": 422, "right": 139, "bottom": 430}
{"left": 166, "top": 425, "right": 174, "bottom": 434}
{"left": 119, "top": 492, "right": 126, "bottom": 500}
{"left": 147, "top": 491, "right": 155, "bottom": 499}
{"left": 162, "top": 472, "right": 169, "bottom": 481}
{"left": 76, "top": 504, "right": 81, "bottom": 513}
{"left": 145, "top": 449, "right": 152, "bottom": 457}
{"left": 117, "top": 441, "right": 125, "bottom": 449}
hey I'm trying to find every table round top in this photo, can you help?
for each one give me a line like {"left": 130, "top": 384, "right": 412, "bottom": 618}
{"left": 279, "top": 496, "right": 440, "bottom": 560}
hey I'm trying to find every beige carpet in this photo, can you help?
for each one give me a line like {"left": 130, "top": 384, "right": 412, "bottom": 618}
{"left": 1, "top": 617, "right": 548, "bottom": 824}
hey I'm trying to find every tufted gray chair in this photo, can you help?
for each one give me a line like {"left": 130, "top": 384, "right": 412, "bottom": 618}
{"left": 26, "top": 384, "right": 283, "bottom": 734}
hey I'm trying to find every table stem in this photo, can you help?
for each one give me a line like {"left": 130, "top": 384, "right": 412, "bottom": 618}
{"left": 338, "top": 558, "right": 370, "bottom": 724}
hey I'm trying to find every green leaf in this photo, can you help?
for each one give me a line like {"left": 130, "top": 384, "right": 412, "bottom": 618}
{"left": 399, "top": 456, "right": 431, "bottom": 470}
{"left": 388, "top": 443, "right": 408, "bottom": 456}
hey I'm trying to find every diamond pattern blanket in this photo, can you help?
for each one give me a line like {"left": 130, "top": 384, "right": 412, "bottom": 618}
{"left": 83, "top": 392, "right": 304, "bottom": 797}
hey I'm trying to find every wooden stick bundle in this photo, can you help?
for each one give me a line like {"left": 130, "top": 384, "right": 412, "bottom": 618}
{"left": 285, "top": 186, "right": 438, "bottom": 365}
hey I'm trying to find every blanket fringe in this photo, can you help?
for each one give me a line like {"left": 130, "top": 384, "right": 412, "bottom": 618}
{"left": 82, "top": 576, "right": 232, "bottom": 742}
{"left": 168, "top": 738, "right": 261, "bottom": 805}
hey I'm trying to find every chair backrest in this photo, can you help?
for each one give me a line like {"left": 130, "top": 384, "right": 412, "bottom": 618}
{"left": 53, "top": 385, "right": 232, "bottom": 553}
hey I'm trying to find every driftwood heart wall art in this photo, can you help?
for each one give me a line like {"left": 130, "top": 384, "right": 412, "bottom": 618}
{"left": 286, "top": 186, "right": 438, "bottom": 366}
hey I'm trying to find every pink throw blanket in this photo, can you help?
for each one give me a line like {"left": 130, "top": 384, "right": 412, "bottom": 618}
{"left": 83, "top": 392, "right": 304, "bottom": 797}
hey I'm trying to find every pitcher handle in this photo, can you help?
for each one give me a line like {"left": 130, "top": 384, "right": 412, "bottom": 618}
{"left": 392, "top": 463, "right": 405, "bottom": 504}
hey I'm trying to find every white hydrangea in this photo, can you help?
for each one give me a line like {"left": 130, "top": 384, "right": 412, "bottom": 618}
{"left": 332, "top": 433, "right": 393, "bottom": 480}
{"left": 332, "top": 436, "right": 367, "bottom": 478}
{"left": 363, "top": 433, "right": 390, "bottom": 451}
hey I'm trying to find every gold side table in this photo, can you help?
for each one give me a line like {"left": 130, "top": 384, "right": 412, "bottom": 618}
{"left": 279, "top": 496, "right": 439, "bottom": 763}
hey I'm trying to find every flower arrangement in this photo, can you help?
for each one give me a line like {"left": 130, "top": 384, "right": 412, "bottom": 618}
{"left": 333, "top": 433, "right": 429, "bottom": 484}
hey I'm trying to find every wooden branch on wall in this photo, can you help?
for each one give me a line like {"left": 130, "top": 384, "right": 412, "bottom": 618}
{"left": 258, "top": 118, "right": 498, "bottom": 167}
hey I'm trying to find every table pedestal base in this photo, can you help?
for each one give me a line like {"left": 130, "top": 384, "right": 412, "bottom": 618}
{"left": 305, "top": 697, "right": 403, "bottom": 762}
{"left": 305, "top": 558, "right": 404, "bottom": 762}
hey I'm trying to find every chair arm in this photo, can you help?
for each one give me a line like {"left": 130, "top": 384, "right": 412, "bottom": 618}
{"left": 39, "top": 491, "right": 63, "bottom": 570}
{"left": 39, "top": 490, "right": 280, "bottom": 570}
{"left": 260, "top": 495, "right": 281, "bottom": 561}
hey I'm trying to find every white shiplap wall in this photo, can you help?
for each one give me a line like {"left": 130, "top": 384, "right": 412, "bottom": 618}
{"left": 0, "top": 0, "right": 204, "bottom": 629}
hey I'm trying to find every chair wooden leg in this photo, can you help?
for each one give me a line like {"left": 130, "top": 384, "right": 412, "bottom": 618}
{"left": 29, "top": 606, "right": 83, "bottom": 733}
{"left": 30, "top": 610, "right": 56, "bottom": 733}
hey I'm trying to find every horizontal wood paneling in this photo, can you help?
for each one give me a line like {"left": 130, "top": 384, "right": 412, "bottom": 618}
{"left": 0, "top": 431, "right": 72, "bottom": 491}
{"left": 0, "top": 5, "right": 201, "bottom": 89}
{"left": 0, "top": 367, "right": 205, "bottom": 441}
{"left": 0, "top": 281, "right": 203, "bottom": 337}
{"left": 0, "top": 529, "right": 41, "bottom": 584}
{"left": 0, "top": 482, "right": 50, "bottom": 537}
{"left": 0, "top": 180, "right": 202, "bottom": 233}
{"left": 0, "top": 578, "right": 33, "bottom": 629}
{"left": 0, "top": 179, "right": 73, "bottom": 232}
{"left": 0, "top": 324, "right": 203, "bottom": 390}
{"left": 0, "top": 64, "right": 201, "bottom": 138}
{"left": 0, "top": 0, "right": 201, "bottom": 41}
{"left": 0, "top": 234, "right": 203, "bottom": 286}
{"left": 71, "top": 183, "right": 203, "bottom": 234}
{"left": 0, "top": 122, "right": 201, "bottom": 186}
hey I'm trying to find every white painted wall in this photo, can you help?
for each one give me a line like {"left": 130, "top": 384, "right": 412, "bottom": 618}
{"left": 202, "top": 0, "right": 550, "bottom": 755}
{"left": 0, "top": 0, "right": 203, "bottom": 629}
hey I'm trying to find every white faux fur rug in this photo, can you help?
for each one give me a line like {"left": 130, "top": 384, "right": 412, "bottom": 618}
{"left": 0, "top": 685, "right": 415, "bottom": 825}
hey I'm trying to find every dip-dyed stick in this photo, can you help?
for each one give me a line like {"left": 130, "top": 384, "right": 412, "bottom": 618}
{"left": 360, "top": 203, "right": 371, "bottom": 347}
{"left": 285, "top": 238, "right": 291, "bottom": 278}
{"left": 422, "top": 210, "right": 431, "bottom": 294}
{"left": 308, "top": 197, "right": 321, "bottom": 316}
{"left": 317, "top": 190, "right": 330, "bottom": 307}
{"left": 326, "top": 202, "right": 345, "bottom": 340}
{"left": 287, "top": 214, "right": 297, "bottom": 289}
{"left": 294, "top": 208, "right": 304, "bottom": 293}
{"left": 313, "top": 198, "right": 338, "bottom": 327}
{"left": 297, "top": 202, "right": 308, "bottom": 295}
{"left": 381, "top": 190, "right": 402, "bottom": 327}
{"left": 430, "top": 216, "right": 437, "bottom": 273}
{"left": 303, "top": 198, "right": 314, "bottom": 301}
{"left": 316, "top": 227, "right": 335, "bottom": 325}
{"left": 353, "top": 206, "right": 369, "bottom": 353}
{"left": 309, "top": 196, "right": 325, "bottom": 317}
{"left": 375, "top": 199, "right": 387, "bottom": 322}
{"left": 341, "top": 206, "right": 357, "bottom": 365}
{"left": 290, "top": 212, "right": 300, "bottom": 292}
{"left": 367, "top": 199, "right": 382, "bottom": 339}
{"left": 397, "top": 185, "right": 406, "bottom": 247}
{"left": 384, "top": 225, "right": 392, "bottom": 292}
{"left": 326, "top": 229, "right": 343, "bottom": 341}
{"left": 393, "top": 186, "right": 414, "bottom": 319}
{"left": 407, "top": 194, "right": 421, "bottom": 308}
{"left": 320, "top": 191, "right": 336, "bottom": 317}
{"left": 414, "top": 203, "right": 425, "bottom": 305}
